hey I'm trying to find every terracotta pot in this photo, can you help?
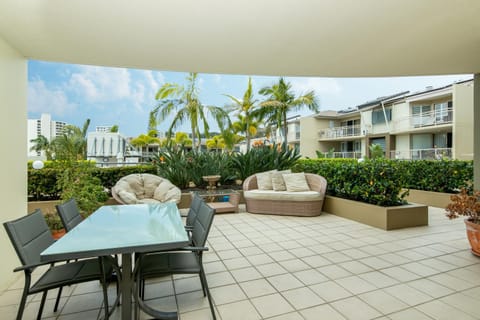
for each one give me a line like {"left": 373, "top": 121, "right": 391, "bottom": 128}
{"left": 464, "top": 219, "right": 480, "bottom": 256}
{"left": 52, "top": 228, "right": 66, "bottom": 240}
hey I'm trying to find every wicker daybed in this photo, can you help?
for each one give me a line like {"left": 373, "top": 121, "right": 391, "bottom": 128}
{"left": 243, "top": 172, "right": 327, "bottom": 217}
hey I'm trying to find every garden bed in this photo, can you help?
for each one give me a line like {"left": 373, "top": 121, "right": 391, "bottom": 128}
{"left": 323, "top": 195, "right": 428, "bottom": 230}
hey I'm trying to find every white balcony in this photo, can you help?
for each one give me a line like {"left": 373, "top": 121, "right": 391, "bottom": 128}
{"left": 392, "top": 108, "right": 453, "bottom": 132}
{"left": 318, "top": 151, "right": 363, "bottom": 159}
{"left": 319, "top": 125, "right": 362, "bottom": 140}
{"left": 391, "top": 148, "right": 452, "bottom": 160}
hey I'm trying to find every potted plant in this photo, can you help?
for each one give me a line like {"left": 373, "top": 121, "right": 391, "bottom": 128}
{"left": 446, "top": 188, "right": 480, "bottom": 256}
{"left": 44, "top": 212, "right": 66, "bottom": 239}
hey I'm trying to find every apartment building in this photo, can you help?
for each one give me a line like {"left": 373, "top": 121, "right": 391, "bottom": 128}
{"left": 27, "top": 113, "right": 67, "bottom": 160}
{"left": 300, "top": 79, "right": 474, "bottom": 160}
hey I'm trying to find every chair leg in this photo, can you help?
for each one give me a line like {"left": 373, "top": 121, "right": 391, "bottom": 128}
{"left": 199, "top": 269, "right": 208, "bottom": 297}
{"left": 16, "top": 273, "right": 31, "bottom": 320}
{"left": 37, "top": 291, "right": 48, "bottom": 320}
{"left": 99, "top": 257, "right": 110, "bottom": 320}
{"left": 199, "top": 269, "right": 216, "bottom": 320}
{"left": 53, "top": 286, "right": 63, "bottom": 312}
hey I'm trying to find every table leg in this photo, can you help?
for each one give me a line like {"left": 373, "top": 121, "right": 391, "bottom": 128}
{"left": 121, "top": 253, "right": 132, "bottom": 320}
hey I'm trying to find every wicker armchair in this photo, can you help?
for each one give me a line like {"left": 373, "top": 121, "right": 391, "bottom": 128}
{"left": 243, "top": 173, "right": 327, "bottom": 217}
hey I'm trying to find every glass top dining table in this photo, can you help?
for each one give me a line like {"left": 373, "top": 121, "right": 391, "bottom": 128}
{"left": 41, "top": 202, "right": 189, "bottom": 320}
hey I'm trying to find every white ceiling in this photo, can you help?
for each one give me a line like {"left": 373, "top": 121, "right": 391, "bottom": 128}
{"left": 0, "top": 0, "right": 479, "bottom": 77}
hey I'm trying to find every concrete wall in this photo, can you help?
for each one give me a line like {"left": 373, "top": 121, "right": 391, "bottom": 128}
{"left": 474, "top": 74, "right": 480, "bottom": 190}
{"left": 0, "top": 37, "right": 27, "bottom": 290}
{"left": 453, "top": 82, "right": 474, "bottom": 160}
{"left": 299, "top": 116, "right": 321, "bottom": 158}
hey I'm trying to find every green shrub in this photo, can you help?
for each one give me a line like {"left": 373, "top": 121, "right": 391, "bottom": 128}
{"left": 399, "top": 159, "right": 473, "bottom": 193}
{"left": 294, "top": 158, "right": 474, "bottom": 206}
{"left": 56, "top": 162, "right": 108, "bottom": 216}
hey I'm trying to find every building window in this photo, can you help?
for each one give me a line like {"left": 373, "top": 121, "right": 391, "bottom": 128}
{"left": 434, "top": 101, "right": 452, "bottom": 123}
{"left": 372, "top": 109, "right": 391, "bottom": 124}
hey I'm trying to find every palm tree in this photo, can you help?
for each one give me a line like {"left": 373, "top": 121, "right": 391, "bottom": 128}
{"left": 51, "top": 119, "right": 91, "bottom": 160}
{"left": 130, "top": 131, "right": 161, "bottom": 154}
{"left": 259, "top": 78, "right": 319, "bottom": 147}
{"left": 30, "top": 135, "right": 53, "bottom": 160}
{"left": 152, "top": 72, "right": 228, "bottom": 151}
{"left": 224, "top": 77, "right": 259, "bottom": 151}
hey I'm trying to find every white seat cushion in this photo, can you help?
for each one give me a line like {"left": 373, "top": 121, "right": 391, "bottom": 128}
{"left": 244, "top": 189, "right": 323, "bottom": 201}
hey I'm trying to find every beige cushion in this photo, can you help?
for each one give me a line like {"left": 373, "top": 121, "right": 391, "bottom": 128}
{"left": 256, "top": 170, "right": 276, "bottom": 190}
{"left": 163, "top": 187, "right": 182, "bottom": 203}
{"left": 272, "top": 169, "right": 291, "bottom": 191}
{"left": 153, "top": 180, "right": 181, "bottom": 203}
{"left": 244, "top": 190, "right": 322, "bottom": 201}
{"left": 142, "top": 174, "right": 164, "bottom": 198}
{"left": 283, "top": 172, "right": 310, "bottom": 192}
{"left": 122, "top": 174, "right": 146, "bottom": 199}
{"left": 117, "top": 190, "right": 138, "bottom": 204}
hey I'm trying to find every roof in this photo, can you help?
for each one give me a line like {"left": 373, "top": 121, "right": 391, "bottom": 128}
{"left": 356, "top": 91, "right": 410, "bottom": 110}
{"left": 0, "top": 0, "right": 479, "bottom": 77}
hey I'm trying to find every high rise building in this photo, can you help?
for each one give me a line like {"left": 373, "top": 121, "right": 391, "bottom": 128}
{"left": 27, "top": 113, "right": 67, "bottom": 160}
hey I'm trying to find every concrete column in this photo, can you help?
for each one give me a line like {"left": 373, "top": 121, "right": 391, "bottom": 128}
{"left": 474, "top": 74, "right": 480, "bottom": 190}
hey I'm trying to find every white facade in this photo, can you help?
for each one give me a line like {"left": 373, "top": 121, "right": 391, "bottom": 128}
{"left": 87, "top": 131, "right": 140, "bottom": 166}
{"left": 27, "top": 113, "right": 67, "bottom": 160}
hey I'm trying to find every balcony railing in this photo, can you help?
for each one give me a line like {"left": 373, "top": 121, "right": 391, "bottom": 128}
{"left": 318, "top": 125, "right": 361, "bottom": 139}
{"left": 390, "top": 148, "right": 452, "bottom": 160}
{"left": 318, "top": 151, "right": 363, "bottom": 159}
{"left": 392, "top": 108, "right": 453, "bottom": 131}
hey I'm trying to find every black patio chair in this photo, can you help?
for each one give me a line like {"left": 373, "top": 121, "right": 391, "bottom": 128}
{"left": 56, "top": 198, "right": 83, "bottom": 232}
{"left": 135, "top": 200, "right": 217, "bottom": 320}
{"left": 3, "top": 209, "right": 118, "bottom": 320}
{"left": 185, "top": 192, "right": 203, "bottom": 233}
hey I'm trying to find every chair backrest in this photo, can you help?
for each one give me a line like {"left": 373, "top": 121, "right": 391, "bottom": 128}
{"left": 186, "top": 193, "right": 203, "bottom": 228}
{"left": 191, "top": 200, "right": 215, "bottom": 247}
{"left": 56, "top": 198, "right": 82, "bottom": 232}
{"left": 3, "top": 209, "right": 55, "bottom": 267}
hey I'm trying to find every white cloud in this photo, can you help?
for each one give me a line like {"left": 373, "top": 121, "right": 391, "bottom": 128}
{"left": 289, "top": 77, "right": 342, "bottom": 96}
{"left": 68, "top": 65, "right": 131, "bottom": 102}
{"left": 28, "top": 79, "right": 76, "bottom": 116}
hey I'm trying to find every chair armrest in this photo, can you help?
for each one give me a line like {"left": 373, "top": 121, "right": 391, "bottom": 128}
{"left": 13, "top": 261, "right": 56, "bottom": 272}
{"left": 243, "top": 174, "right": 258, "bottom": 191}
{"left": 181, "top": 246, "right": 209, "bottom": 252}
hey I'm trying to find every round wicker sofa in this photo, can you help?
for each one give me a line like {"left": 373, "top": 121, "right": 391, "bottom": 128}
{"left": 243, "top": 173, "right": 327, "bottom": 217}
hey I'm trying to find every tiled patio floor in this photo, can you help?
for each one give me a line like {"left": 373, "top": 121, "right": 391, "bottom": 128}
{"left": 1, "top": 206, "right": 479, "bottom": 319}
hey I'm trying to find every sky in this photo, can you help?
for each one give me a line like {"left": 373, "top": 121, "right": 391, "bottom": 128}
{"left": 27, "top": 60, "right": 472, "bottom": 137}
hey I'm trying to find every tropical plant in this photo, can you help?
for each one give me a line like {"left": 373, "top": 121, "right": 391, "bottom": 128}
{"left": 130, "top": 131, "right": 161, "bottom": 154}
{"left": 152, "top": 147, "right": 236, "bottom": 188}
{"left": 224, "top": 77, "right": 260, "bottom": 151}
{"left": 369, "top": 143, "right": 384, "bottom": 159}
{"left": 152, "top": 72, "right": 229, "bottom": 150}
{"left": 174, "top": 132, "right": 192, "bottom": 148}
{"left": 30, "top": 134, "right": 54, "bottom": 160}
{"left": 206, "top": 135, "right": 225, "bottom": 151}
{"left": 259, "top": 78, "right": 319, "bottom": 147}
{"left": 56, "top": 161, "right": 108, "bottom": 217}
{"left": 50, "top": 119, "right": 91, "bottom": 160}
{"left": 109, "top": 124, "right": 119, "bottom": 132}
{"left": 231, "top": 143, "right": 301, "bottom": 181}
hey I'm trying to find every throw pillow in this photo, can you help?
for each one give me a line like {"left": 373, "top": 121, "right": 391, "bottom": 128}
{"left": 256, "top": 170, "right": 276, "bottom": 190}
{"left": 272, "top": 169, "right": 292, "bottom": 191}
{"left": 283, "top": 172, "right": 310, "bottom": 192}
